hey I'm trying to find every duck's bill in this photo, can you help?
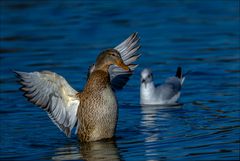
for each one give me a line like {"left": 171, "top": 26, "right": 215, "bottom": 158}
{"left": 116, "top": 60, "right": 131, "bottom": 71}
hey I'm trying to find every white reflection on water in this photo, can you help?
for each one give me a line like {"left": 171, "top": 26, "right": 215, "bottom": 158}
{"left": 140, "top": 104, "right": 183, "bottom": 160}
{"left": 140, "top": 104, "right": 183, "bottom": 131}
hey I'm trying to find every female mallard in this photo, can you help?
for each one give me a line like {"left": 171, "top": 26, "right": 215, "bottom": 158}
{"left": 15, "top": 33, "right": 140, "bottom": 142}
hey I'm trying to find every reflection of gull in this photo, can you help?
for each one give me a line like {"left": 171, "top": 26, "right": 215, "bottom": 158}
{"left": 52, "top": 139, "right": 120, "bottom": 161}
{"left": 140, "top": 104, "right": 182, "bottom": 133}
{"left": 140, "top": 105, "right": 182, "bottom": 160}
{"left": 140, "top": 67, "right": 189, "bottom": 105}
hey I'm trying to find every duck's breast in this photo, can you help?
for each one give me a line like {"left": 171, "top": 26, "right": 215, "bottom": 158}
{"left": 90, "top": 86, "right": 118, "bottom": 140}
{"left": 77, "top": 85, "right": 117, "bottom": 141}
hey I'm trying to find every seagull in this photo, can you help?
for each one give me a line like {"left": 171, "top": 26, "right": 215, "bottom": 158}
{"left": 15, "top": 33, "right": 140, "bottom": 142}
{"left": 140, "top": 67, "right": 188, "bottom": 105}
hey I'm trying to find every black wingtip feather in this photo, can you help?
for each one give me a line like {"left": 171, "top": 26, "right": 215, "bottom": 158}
{"left": 176, "top": 66, "right": 182, "bottom": 79}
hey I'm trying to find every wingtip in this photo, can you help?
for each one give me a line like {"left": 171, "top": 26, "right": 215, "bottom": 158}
{"left": 177, "top": 66, "right": 181, "bottom": 70}
{"left": 133, "top": 32, "right": 140, "bottom": 40}
{"left": 129, "top": 32, "right": 140, "bottom": 42}
{"left": 13, "top": 70, "right": 26, "bottom": 77}
{"left": 14, "top": 71, "right": 24, "bottom": 82}
{"left": 136, "top": 53, "right": 142, "bottom": 58}
{"left": 131, "top": 32, "right": 138, "bottom": 37}
{"left": 13, "top": 70, "right": 20, "bottom": 76}
{"left": 128, "top": 64, "right": 139, "bottom": 72}
{"left": 65, "top": 128, "right": 71, "bottom": 138}
{"left": 176, "top": 66, "right": 182, "bottom": 79}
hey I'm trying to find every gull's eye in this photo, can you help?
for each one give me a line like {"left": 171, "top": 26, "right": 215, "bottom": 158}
{"left": 148, "top": 74, "right": 151, "bottom": 78}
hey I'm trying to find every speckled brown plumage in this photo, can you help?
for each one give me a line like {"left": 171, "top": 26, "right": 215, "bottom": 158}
{"left": 77, "top": 70, "right": 118, "bottom": 142}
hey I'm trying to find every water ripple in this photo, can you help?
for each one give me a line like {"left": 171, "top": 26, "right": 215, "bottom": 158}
{"left": 1, "top": 1, "right": 239, "bottom": 160}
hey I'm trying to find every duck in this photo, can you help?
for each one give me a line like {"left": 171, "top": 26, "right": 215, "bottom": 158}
{"left": 140, "top": 67, "right": 189, "bottom": 105}
{"left": 15, "top": 33, "right": 140, "bottom": 142}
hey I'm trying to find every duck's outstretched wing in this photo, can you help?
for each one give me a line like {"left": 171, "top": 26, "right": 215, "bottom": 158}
{"left": 14, "top": 70, "right": 79, "bottom": 137}
{"left": 111, "top": 32, "right": 141, "bottom": 90}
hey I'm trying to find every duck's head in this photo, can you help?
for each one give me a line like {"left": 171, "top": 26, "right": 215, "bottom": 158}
{"left": 95, "top": 49, "right": 130, "bottom": 72}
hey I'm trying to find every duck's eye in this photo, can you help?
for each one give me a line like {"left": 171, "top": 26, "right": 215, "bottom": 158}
{"left": 110, "top": 53, "right": 116, "bottom": 57}
{"left": 148, "top": 75, "right": 151, "bottom": 78}
{"left": 110, "top": 53, "right": 120, "bottom": 58}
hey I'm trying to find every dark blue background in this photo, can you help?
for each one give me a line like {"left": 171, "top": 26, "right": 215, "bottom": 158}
{"left": 1, "top": 1, "right": 239, "bottom": 160}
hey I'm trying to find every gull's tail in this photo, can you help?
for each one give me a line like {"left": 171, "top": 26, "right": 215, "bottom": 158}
{"left": 175, "top": 66, "right": 191, "bottom": 85}
{"left": 175, "top": 67, "right": 182, "bottom": 79}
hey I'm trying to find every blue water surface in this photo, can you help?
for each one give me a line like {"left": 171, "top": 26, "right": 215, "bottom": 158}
{"left": 0, "top": 1, "right": 240, "bottom": 160}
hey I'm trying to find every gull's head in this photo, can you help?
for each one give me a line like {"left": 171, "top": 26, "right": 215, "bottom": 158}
{"left": 141, "top": 68, "right": 153, "bottom": 85}
{"left": 95, "top": 49, "right": 130, "bottom": 71}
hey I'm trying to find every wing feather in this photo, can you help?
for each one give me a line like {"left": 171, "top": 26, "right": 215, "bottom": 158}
{"left": 87, "top": 33, "right": 141, "bottom": 90}
{"left": 110, "top": 32, "right": 141, "bottom": 90}
{"left": 15, "top": 70, "right": 80, "bottom": 137}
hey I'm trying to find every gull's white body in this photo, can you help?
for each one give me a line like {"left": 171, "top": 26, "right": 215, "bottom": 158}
{"left": 140, "top": 68, "right": 186, "bottom": 105}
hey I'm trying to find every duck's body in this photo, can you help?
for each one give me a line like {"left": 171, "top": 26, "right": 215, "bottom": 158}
{"left": 15, "top": 33, "right": 140, "bottom": 142}
{"left": 77, "top": 70, "right": 117, "bottom": 142}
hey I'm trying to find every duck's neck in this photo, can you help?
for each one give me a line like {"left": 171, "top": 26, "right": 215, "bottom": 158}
{"left": 95, "top": 61, "right": 110, "bottom": 72}
{"left": 84, "top": 70, "right": 110, "bottom": 91}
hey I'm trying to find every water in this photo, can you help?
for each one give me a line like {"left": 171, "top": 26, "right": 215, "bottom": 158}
{"left": 1, "top": 0, "right": 239, "bottom": 160}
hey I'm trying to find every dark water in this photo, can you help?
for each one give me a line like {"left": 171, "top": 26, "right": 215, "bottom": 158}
{"left": 1, "top": 1, "right": 240, "bottom": 160}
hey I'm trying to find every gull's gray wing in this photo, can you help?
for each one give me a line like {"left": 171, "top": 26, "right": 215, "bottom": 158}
{"left": 15, "top": 71, "right": 80, "bottom": 137}
{"left": 110, "top": 32, "right": 141, "bottom": 90}
{"left": 155, "top": 77, "right": 181, "bottom": 101}
{"left": 88, "top": 33, "right": 141, "bottom": 90}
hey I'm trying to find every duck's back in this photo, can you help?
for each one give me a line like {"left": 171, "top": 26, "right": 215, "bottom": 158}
{"left": 77, "top": 70, "right": 117, "bottom": 142}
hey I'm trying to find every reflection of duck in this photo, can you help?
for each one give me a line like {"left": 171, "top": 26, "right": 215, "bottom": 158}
{"left": 52, "top": 142, "right": 81, "bottom": 161}
{"left": 15, "top": 33, "right": 140, "bottom": 142}
{"left": 80, "top": 139, "right": 121, "bottom": 161}
{"left": 140, "top": 67, "right": 189, "bottom": 105}
{"left": 52, "top": 139, "right": 120, "bottom": 161}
